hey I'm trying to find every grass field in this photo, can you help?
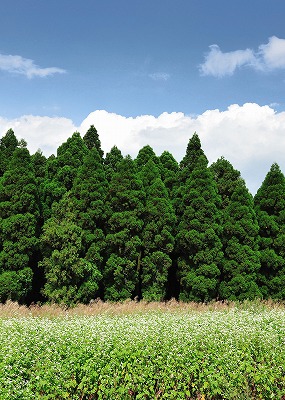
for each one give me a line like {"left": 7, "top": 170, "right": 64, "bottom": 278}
{"left": 1, "top": 300, "right": 285, "bottom": 399}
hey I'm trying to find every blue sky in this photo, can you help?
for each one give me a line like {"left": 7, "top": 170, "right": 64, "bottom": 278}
{"left": 1, "top": 0, "right": 285, "bottom": 193}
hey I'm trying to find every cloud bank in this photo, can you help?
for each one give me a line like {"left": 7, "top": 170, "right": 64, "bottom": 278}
{"left": 0, "top": 54, "right": 66, "bottom": 78}
{"left": 200, "top": 36, "right": 285, "bottom": 77}
{"left": 1, "top": 103, "right": 285, "bottom": 194}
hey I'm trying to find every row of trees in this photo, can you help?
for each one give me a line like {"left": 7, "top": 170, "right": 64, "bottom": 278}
{"left": 0, "top": 126, "right": 284, "bottom": 305}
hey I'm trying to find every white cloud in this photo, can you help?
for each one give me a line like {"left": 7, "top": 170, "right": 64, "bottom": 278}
{"left": 200, "top": 36, "right": 285, "bottom": 77}
{"left": 258, "top": 36, "right": 285, "bottom": 69}
{"left": 0, "top": 115, "right": 75, "bottom": 154}
{"left": 148, "top": 72, "right": 170, "bottom": 81}
{"left": 0, "top": 53, "right": 66, "bottom": 78}
{"left": 1, "top": 103, "right": 285, "bottom": 194}
{"left": 199, "top": 45, "right": 255, "bottom": 77}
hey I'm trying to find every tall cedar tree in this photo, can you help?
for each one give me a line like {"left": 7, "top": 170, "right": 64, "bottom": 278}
{"left": 56, "top": 132, "right": 89, "bottom": 191}
{"left": 175, "top": 133, "right": 223, "bottom": 302}
{"left": 0, "top": 146, "right": 40, "bottom": 302}
{"left": 40, "top": 154, "right": 66, "bottom": 222}
{"left": 40, "top": 192, "right": 101, "bottom": 304}
{"left": 211, "top": 158, "right": 261, "bottom": 300}
{"left": 159, "top": 150, "right": 179, "bottom": 199}
{"left": 135, "top": 145, "right": 161, "bottom": 169}
{"left": 104, "top": 156, "right": 145, "bottom": 301}
{"left": 0, "top": 129, "right": 19, "bottom": 176}
{"left": 29, "top": 150, "right": 47, "bottom": 299}
{"left": 70, "top": 146, "right": 108, "bottom": 298}
{"left": 83, "top": 125, "right": 104, "bottom": 158}
{"left": 254, "top": 163, "right": 285, "bottom": 298}
{"left": 40, "top": 132, "right": 88, "bottom": 221}
{"left": 104, "top": 146, "right": 124, "bottom": 182}
{"left": 139, "top": 159, "right": 176, "bottom": 301}
{"left": 40, "top": 130, "right": 106, "bottom": 304}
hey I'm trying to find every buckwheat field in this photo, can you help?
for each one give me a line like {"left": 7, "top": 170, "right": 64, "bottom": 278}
{"left": 0, "top": 301, "right": 285, "bottom": 399}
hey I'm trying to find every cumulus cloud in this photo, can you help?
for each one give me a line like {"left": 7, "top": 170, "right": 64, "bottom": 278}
{"left": 1, "top": 103, "right": 285, "bottom": 194}
{"left": 148, "top": 72, "right": 170, "bottom": 81}
{"left": 258, "top": 36, "right": 285, "bottom": 69}
{"left": 0, "top": 53, "right": 66, "bottom": 78}
{"left": 0, "top": 115, "right": 75, "bottom": 154}
{"left": 200, "top": 36, "right": 285, "bottom": 77}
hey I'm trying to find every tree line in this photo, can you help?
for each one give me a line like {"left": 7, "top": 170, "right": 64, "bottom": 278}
{"left": 0, "top": 126, "right": 284, "bottom": 305}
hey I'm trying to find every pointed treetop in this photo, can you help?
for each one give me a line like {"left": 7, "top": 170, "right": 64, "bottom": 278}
{"left": 57, "top": 132, "right": 86, "bottom": 156}
{"left": 254, "top": 162, "right": 285, "bottom": 215}
{"left": 83, "top": 125, "right": 104, "bottom": 158}
{"left": 0, "top": 128, "right": 19, "bottom": 151}
{"left": 210, "top": 157, "right": 247, "bottom": 205}
{"left": 104, "top": 146, "right": 124, "bottom": 181}
{"left": 180, "top": 132, "right": 207, "bottom": 172}
{"left": 135, "top": 145, "right": 158, "bottom": 168}
{"left": 104, "top": 146, "right": 123, "bottom": 168}
{"left": 160, "top": 151, "right": 179, "bottom": 172}
{"left": 57, "top": 132, "right": 89, "bottom": 166}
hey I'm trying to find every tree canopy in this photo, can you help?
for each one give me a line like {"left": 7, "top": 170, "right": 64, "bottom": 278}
{"left": 0, "top": 126, "right": 283, "bottom": 305}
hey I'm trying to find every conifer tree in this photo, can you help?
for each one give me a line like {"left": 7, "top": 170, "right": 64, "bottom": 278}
{"left": 40, "top": 193, "right": 101, "bottom": 304}
{"left": 159, "top": 150, "right": 179, "bottom": 198}
{"left": 40, "top": 147, "right": 107, "bottom": 304}
{"left": 40, "top": 154, "right": 66, "bottom": 221}
{"left": 40, "top": 132, "right": 88, "bottom": 221}
{"left": 104, "top": 156, "right": 144, "bottom": 301}
{"left": 211, "top": 157, "right": 261, "bottom": 300}
{"left": 104, "top": 146, "right": 124, "bottom": 182}
{"left": 72, "top": 147, "right": 108, "bottom": 295}
{"left": 135, "top": 145, "right": 160, "bottom": 169}
{"left": 83, "top": 125, "right": 104, "bottom": 159}
{"left": 0, "top": 129, "right": 19, "bottom": 176}
{"left": 139, "top": 159, "right": 176, "bottom": 300}
{"left": 31, "top": 150, "right": 47, "bottom": 223}
{"left": 179, "top": 132, "right": 204, "bottom": 178}
{"left": 31, "top": 150, "right": 47, "bottom": 186}
{"left": 254, "top": 163, "right": 285, "bottom": 298}
{"left": 0, "top": 146, "right": 40, "bottom": 302}
{"left": 175, "top": 134, "right": 223, "bottom": 302}
{"left": 56, "top": 132, "right": 88, "bottom": 191}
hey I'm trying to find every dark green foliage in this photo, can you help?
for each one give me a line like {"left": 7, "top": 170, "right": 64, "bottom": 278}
{"left": 104, "top": 156, "right": 144, "bottom": 300}
{"left": 139, "top": 160, "right": 176, "bottom": 300}
{"left": 83, "top": 125, "right": 104, "bottom": 158}
{"left": 0, "top": 268, "right": 33, "bottom": 303}
{"left": 2, "top": 125, "right": 285, "bottom": 304}
{"left": 31, "top": 150, "right": 47, "bottom": 224}
{"left": 174, "top": 133, "right": 205, "bottom": 218}
{"left": 40, "top": 147, "right": 108, "bottom": 305}
{"left": 0, "top": 129, "right": 19, "bottom": 176}
{"left": 31, "top": 150, "right": 47, "bottom": 184}
{"left": 159, "top": 150, "right": 179, "bottom": 198}
{"left": 40, "top": 132, "right": 88, "bottom": 221}
{"left": 104, "top": 146, "right": 124, "bottom": 182}
{"left": 179, "top": 132, "right": 204, "bottom": 177}
{"left": 40, "top": 155, "right": 66, "bottom": 221}
{"left": 176, "top": 135, "right": 223, "bottom": 302}
{"left": 71, "top": 147, "right": 108, "bottom": 296}
{"left": 0, "top": 147, "right": 39, "bottom": 302}
{"left": 211, "top": 158, "right": 261, "bottom": 301}
{"left": 56, "top": 132, "right": 88, "bottom": 191}
{"left": 40, "top": 193, "right": 102, "bottom": 304}
{"left": 254, "top": 163, "right": 285, "bottom": 298}
{"left": 135, "top": 145, "right": 160, "bottom": 169}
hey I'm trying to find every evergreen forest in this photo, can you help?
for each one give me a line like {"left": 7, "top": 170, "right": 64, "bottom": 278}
{"left": 1, "top": 126, "right": 285, "bottom": 305}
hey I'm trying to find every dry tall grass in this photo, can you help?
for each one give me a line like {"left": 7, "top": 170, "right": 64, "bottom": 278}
{"left": 0, "top": 298, "right": 284, "bottom": 318}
